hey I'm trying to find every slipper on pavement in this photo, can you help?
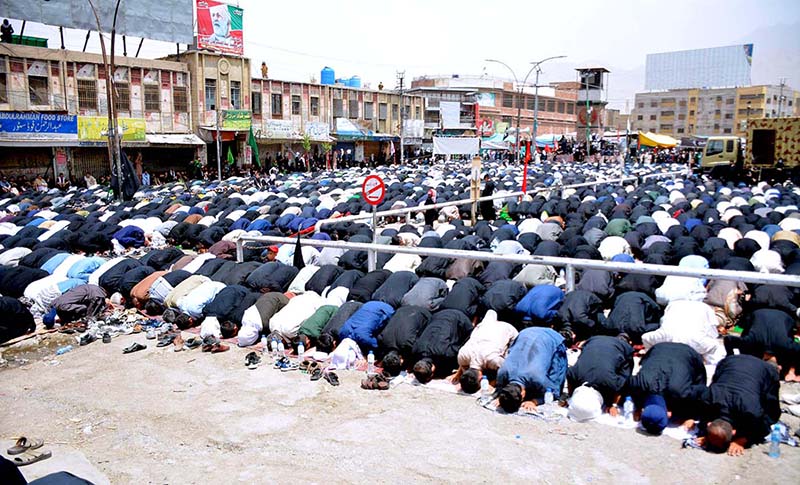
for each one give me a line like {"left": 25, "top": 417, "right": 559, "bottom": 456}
{"left": 13, "top": 449, "right": 52, "bottom": 467}
{"left": 324, "top": 371, "right": 340, "bottom": 386}
{"left": 7, "top": 437, "right": 44, "bottom": 455}
{"left": 310, "top": 368, "right": 323, "bottom": 381}
{"left": 123, "top": 342, "right": 147, "bottom": 354}
{"left": 102, "top": 332, "right": 111, "bottom": 344}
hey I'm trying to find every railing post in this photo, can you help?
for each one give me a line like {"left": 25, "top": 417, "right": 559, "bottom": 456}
{"left": 565, "top": 264, "right": 576, "bottom": 292}
{"left": 235, "top": 238, "right": 244, "bottom": 262}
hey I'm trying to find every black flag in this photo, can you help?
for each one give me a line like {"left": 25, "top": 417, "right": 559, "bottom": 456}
{"left": 292, "top": 232, "right": 305, "bottom": 270}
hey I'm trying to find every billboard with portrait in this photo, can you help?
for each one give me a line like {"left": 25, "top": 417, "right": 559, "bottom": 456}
{"left": 196, "top": 0, "right": 244, "bottom": 56}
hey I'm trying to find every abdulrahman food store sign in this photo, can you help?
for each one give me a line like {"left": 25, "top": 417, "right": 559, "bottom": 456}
{"left": 0, "top": 112, "right": 78, "bottom": 141}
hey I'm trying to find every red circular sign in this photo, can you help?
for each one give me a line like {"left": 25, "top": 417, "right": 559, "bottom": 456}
{"left": 362, "top": 174, "right": 386, "bottom": 206}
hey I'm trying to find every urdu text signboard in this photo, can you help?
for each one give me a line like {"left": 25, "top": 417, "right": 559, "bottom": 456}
{"left": 78, "top": 117, "right": 146, "bottom": 142}
{"left": 222, "top": 110, "right": 252, "bottom": 130}
{"left": 0, "top": 112, "right": 77, "bottom": 141}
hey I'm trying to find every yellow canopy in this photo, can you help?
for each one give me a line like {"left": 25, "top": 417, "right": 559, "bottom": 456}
{"left": 638, "top": 131, "right": 678, "bottom": 148}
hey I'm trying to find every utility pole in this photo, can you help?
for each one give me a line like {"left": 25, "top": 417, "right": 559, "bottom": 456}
{"left": 585, "top": 74, "right": 591, "bottom": 155}
{"left": 397, "top": 71, "right": 405, "bottom": 166}
{"left": 87, "top": 0, "right": 123, "bottom": 200}
{"left": 215, "top": 105, "right": 222, "bottom": 182}
{"left": 777, "top": 77, "right": 786, "bottom": 118}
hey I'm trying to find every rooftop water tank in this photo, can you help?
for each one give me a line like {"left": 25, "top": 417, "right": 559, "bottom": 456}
{"left": 321, "top": 67, "right": 335, "bottom": 85}
{"left": 349, "top": 75, "right": 361, "bottom": 88}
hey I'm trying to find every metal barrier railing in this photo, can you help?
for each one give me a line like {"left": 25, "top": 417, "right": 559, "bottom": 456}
{"left": 312, "top": 169, "right": 689, "bottom": 232}
{"left": 234, "top": 234, "right": 800, "bottom": 291}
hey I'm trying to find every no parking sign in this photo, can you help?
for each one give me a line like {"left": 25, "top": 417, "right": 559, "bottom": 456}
{"left": 362, "top": 174, "right": 386, "bottom": 206}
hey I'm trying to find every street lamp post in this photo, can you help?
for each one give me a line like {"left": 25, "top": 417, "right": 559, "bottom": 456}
{"left": 530, "top": 56, "right": 566, "bottom": 161}
{"left": 487, "top": 56, "right": 565, "bottom": 195}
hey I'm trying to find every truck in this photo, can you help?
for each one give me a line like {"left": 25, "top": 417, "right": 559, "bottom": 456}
{"left": 700, "top": 117, "right": 800, "bottom": 182}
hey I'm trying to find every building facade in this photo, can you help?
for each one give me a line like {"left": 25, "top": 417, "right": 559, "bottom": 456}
{"left": 0, "top": 44, "right": 200, "bottom": 180}
{"left": 0, "top": 43, "right": 426, "bottom": 180}
{"left": 631, "top": 84, "right": 799, "bottom": 138}
{"left": 409, "top": 74, "right": 577, "bottom": 145}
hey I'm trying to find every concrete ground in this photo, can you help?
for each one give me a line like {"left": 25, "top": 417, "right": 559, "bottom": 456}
{"left": 1, "top": 332, "right": 798, "bottom": 484}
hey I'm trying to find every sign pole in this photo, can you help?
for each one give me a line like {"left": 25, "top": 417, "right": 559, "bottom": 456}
{"left": 361, "top": 174, "right": 386, "bottom": 271}
{"left": 216, "top": 106, "right": 222, "bottom": 182}
{"left": 369, "top": 205, "right": 377, "bottom": 272}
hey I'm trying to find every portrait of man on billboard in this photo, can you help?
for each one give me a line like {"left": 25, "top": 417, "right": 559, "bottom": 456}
{"left": 209, "top": 3, "right": 233, "bottom": 45}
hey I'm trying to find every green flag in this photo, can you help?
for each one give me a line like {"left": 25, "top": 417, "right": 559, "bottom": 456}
{"left": 248, "top": 126, "right": 260, "bottom": 167}
{"left": 227, "top": 147, "right": 235, "bottom": 166}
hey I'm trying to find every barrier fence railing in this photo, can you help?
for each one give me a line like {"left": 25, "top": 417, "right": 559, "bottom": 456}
{"left": 234, "top": 234, "right": 800, "bottom": 291}
{"left": 312, "top": 169, "right": 689, "bottom": 232}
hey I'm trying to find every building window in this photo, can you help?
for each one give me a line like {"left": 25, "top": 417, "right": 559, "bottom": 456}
{"left": 271, "top": 93, "right": 283, "bottom": 118}
{"left": 77, "top": 79, "right": 97, "bottom": 110}
{"left": 650, "top": 101, "right": 657, "bottom": 108}
{"left": 114, "top": 83, "right": 130, "bottom": 112}
{"left": 689, "top": 110, "right": 695, "bottom": 115}
{"left": 724, "top": 113, "right": 733, "bottom": 120}
{"left": 310, "top": 96, "right": 319, "bottom": 116}
{"left": 637, "top": 102, "right": 644, "bottom": 108}
{"left": 557, "top": 102, "right": 565, "bottom": 113}
{"left": 348, "top": 99, "right": 359, "bottom": 119}
{"left": 677, "top": 128, "right": 685, "bottom": 134}
{"left": 144, "top": 84, "right": 160, "bottom": 112}
{"left": 289, "top": 94, "right": 300, "bottom": 115}
{"left": 28, "top": 76, "right": 49, "bottom": 105}
{"left": 546, "top": 100, "right": 555, "bottom": 112}
{"left": 173, "top": 86, "right": 188, "bottom": 113}
{"left": 392, "top": 104, "right": 398, "bottom": 120}
{"left": 502, "top": 94, "right": 513, "bottom": 108}
{"left": 333, "top": 98, "right": 343, "bottom": 117}
{"left": 415, "top": 106, "right": 421, "bottom": 119}
{"left": 713, "top": 123, "right": 720, "bottom": 130}
{"left": 649, "top": 115, "right": 656, "bottom": 121}
{"left": 726, "top": 98, "right": 734, "bottom": 105}
{"left": 205, "top": 79, "right": 216, "bottom": 109}
{"left": 660, "top": 110, "right": 674, "bottom": 116}
{"left": 678, "top": 114, "right": 686, "bottom": 120}
{"left": 364, "top": 101, "right": 374, "bottom": 120}
{"left": 251, "top": 91, "right": 261, "bottom": 115}
{"left": 230, "top": 81, "right": 241, "bottom": 109}
{"left": 723, "top": 128, "right": 732, "bottom": 134}
{"left": 637, "top": 115, "right": 643, "bottom": 120}
{"left": 379, "top": 103, "right": 388, "bottom": 120}
{"left": 566, "top": 103, "right": 574, "bottom": 114}
{"left": 678, "top": 100, "right": 687, "bottom": 107}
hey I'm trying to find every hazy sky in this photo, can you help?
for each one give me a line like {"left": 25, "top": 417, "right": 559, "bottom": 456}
{"left": 11, "top": 0, "right": 800, "bottom": 110}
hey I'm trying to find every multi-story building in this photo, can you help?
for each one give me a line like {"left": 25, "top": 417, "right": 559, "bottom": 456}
{"left": 0, "top": 43, "right": 425, "bottom": 180}
{"left": 630, "top": 84, "right": 799, "bottom": 138}
{"left": 409, "top": 74, "right": 577, "bottom": 145}
{"left": 0, "top": 43, "right": 200, "bottom": 180}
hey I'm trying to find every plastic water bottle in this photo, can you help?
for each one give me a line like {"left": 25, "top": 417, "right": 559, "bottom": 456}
{"left": 56, "top": 345, "right": 73, "bottom": 355}
{"left": 270, "top": 338, "right": 278, "bottom": 358}
{"left": 480, "top": 376, "right": 490, "bottom": 403}
{"left": 769, "top": 424, "right": 781, "bottom": 458}
{"left": 367, "top": 350, "right": 375, "bottom": 375}
{"left": 623, "top": 396, "right": 634, "bottom": 423}
{"left": 277, "top": 340, "right": 285, "bottom": 357}
{"left": 297, "top": 341, "right": 305, "bottom": 359}
{"left": 544, "top": 388, "right": 554, "bottom": 407}
{"left": 261, "top": 336, "right": 268, "bottom": 356}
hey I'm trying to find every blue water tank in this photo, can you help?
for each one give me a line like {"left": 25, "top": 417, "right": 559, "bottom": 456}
{"left": 349, "top": 75, "right": 361, "bottom": 88}
{"left": 321, "top": 67, "right": 335, "bottom": 85}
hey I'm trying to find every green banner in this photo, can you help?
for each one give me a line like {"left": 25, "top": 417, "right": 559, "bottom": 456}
{"left": 222, "top": 110, "right": 251, "bottom": 130}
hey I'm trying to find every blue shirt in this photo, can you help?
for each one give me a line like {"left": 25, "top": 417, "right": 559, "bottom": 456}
{"left": 496, "top": 327, "right": 566, "bottom": 399}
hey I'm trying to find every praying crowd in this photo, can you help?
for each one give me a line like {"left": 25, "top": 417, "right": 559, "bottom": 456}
{"left": 0, "top": 159, "right": 798, "bottom": 458}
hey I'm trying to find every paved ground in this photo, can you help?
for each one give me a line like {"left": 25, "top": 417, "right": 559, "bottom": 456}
{"left": 1, "top": 332, "right": 798, "bottom": 484}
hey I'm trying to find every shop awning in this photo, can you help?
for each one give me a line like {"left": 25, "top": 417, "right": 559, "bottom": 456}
{"left": 638, "top": 131, "right": 678, "bottom": 148}
{"left": 146, "top": 134, "right": 205, "bottom": 146}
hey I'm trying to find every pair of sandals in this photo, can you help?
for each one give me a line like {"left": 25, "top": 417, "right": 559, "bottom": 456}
{"left": 361, "top": 371, "right": 391, "bottom": 391}
{"left": 201, "top": 336, "right": 229, "bottom": 353}
{"left": 7, "top": 437, "right": 51, "bottom": 466}
{"left": 274, "top": 356, "right": 299, "bottom": 372}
